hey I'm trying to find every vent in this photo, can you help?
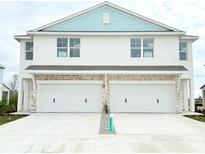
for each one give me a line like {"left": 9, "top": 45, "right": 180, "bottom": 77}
{"left": 103, "top": 13, "right": 110, "bottom": 24}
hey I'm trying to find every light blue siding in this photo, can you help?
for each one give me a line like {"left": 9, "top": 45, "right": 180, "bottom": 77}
{"left": 44, "top": 5, "right": 170, "bottom": 32}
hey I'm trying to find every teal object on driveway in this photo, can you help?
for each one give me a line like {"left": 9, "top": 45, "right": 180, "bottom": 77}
{"left": 109, "top": 114, "right": 114, "bottom": 132}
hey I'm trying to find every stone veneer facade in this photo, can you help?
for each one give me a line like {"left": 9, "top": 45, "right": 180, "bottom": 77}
{"left": 29, "top": 74, "right": 182, "bottom": 113}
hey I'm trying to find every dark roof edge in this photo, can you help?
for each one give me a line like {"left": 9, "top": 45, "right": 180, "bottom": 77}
{"left": 25, "top": 65, "right": 188, "bottom": 71}
{"left": 200, "top": 84, "right": 205, "bottom": 89}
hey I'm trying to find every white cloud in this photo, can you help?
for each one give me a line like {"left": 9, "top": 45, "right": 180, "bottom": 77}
{"left": 0, "top": 0, "right": 204, "bottom": 97}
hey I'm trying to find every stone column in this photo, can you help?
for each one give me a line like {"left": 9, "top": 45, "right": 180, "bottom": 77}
{"left": 175, "top": 75, "right": 183, "bottom": 113}
{"left": 30, "top": 75, "right": 37, "bottom": 112}
{"left": 102, "top": 74, "right": 110, "bottom": 113}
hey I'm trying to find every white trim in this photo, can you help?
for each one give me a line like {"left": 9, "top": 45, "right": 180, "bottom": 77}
{"left": 181, "top": 36, "right": 199, "bottom": 42}
{"left": 110, "top": 80, "right": 175, "bottom": 85}
{"left": 37, "top": 80, "right": 103, "bottom": 84}
{"left": 27, "top": 31, "right": 185, "bottom": 35}
{"left": 14, "top": 35, "right": 32, "bottom": 42}
{"left": 31, "top": 2, "right": 182, "bottom": 32}
{"left": 26, "top": 70, "right": 184, "bottom": 74}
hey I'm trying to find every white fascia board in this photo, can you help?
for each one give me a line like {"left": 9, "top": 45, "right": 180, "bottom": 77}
{"left": 14, "top": 35, "right": 32, "bottom": 42}
{"left": 27, "top": 31, "right": 185, "bottom": 35}
{"left": 31, "top": 1, "right": 182, "bottom": 32}
{"left": 181, "top": 36, "right": 199, "bottom": 42}
{"left": 25, "top": 70, "right": 184, "bottom": 75}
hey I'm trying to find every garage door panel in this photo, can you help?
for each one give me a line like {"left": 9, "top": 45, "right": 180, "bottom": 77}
{"left": 38, "top": 84, "right": 101, "bottom": 112}
{"left": 110, "top": 84, "right": 174, "bottom": 113}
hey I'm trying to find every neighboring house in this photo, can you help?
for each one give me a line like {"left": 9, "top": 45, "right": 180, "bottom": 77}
{"left": 200, "top": 85, "right": 205, "bottom": 107}
{"left": 0, "top": 64, "right": 10, "bottom": 102}
{"left": 14, "top": 2, "right": 198, "bottom": 113}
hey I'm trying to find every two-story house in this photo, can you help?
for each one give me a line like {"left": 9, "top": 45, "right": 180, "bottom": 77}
{"left": 14, "top": 2, "right": 198, "bottom": 113}
{"left": 0, "top": 64, "right": 10, "bottom": 101}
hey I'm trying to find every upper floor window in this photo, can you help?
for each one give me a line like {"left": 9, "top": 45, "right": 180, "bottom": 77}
{"left": 70, "top": 38, "right": 80, "bottom": 57}
{"left": 57, "top": 38, "right": 68, "bottom": 57}
{"left": 179, "top": 42, "right": 188, "bottom": 60}
{"left": 143, "top": 38, "right": 154, "bottom": 58}
{"left": 25, "top": 42, "right": 33, "bottom": 60}
{"left": 131, "top": 38, "right": 141, "bottom": 58}
{"left": 130, "top": 38, "right": 154, "bottom": 58}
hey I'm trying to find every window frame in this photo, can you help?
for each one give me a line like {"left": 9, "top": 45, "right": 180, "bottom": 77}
{"left": 57, "top": 38, "right": 68, "bottom": 58}
{"left": 143, "top": 38, "right": 154, "bottom": 58}
{"left": 179, "top": 41, "right": 188, "bottom": 61}
{"left": 130, "top": 38, "right": 141, "bottom": 58}
{"left": 69, "top": 38, "right": 80, "bottom": 58}
{"left": 25, "top": 42, "right": 33, "bottom": 60}
{"left": 130, "top": 38, "right": 154, "bottom": 58}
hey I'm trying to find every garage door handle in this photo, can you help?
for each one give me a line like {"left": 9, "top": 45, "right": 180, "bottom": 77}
{"left": 157, "top": 99, "right": 159, "bottom": 103}
{"left": 53, "top": 98, "right": 55, "bottom": 103}
{"left": 85, "top": 98, "right": 87, "bottom": 103}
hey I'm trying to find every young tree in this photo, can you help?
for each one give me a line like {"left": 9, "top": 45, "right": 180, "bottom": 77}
{"left": 8, "top": 74, "right": 18, "bottom": 112}
{"left": 9, "top": 74, "right": 18, "bottom": 94}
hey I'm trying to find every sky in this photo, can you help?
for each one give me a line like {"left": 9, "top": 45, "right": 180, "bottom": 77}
{"left": 0, "top": 0, "right": 204, "bottom": 97}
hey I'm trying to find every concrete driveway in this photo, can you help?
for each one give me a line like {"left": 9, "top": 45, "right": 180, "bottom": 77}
{"left": 0, "top": 113, "right": 205, "bottom": 153}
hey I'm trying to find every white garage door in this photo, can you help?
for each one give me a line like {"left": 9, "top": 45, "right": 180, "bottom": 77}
{"left": 37, "top": 83, "right": 102, "bottom": 112}
{"left": 110, "top": 84, "right": 175, "bottom": 113}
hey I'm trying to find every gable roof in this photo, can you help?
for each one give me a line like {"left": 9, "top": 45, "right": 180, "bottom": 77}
{"left": 30, "top": 1, "right": 182, "bottom": 33}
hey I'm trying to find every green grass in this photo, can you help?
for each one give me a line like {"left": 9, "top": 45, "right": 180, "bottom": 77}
{"left": 185, "top": 115, "right": 205, "bottom": 123}
{"left": 0, "top": 115, "right": 26, "bottom": 126}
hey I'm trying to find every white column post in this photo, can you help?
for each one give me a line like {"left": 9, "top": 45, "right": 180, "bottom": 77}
{"left": 183, "top": 80, "right": 189, "bottom": 112}
{"left": 189, "top": 78, "right": 195, "bottom": 112}
{"left": 17, "top": 77, "right": 23, "bottom": 112}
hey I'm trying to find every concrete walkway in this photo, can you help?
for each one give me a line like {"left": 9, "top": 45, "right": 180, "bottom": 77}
{"left": 0, "top": 113, "right": 205, "bottom": 152}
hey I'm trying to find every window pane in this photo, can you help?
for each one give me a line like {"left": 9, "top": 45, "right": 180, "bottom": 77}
{"left": 131, "top": 49, "right": 141, "bottom": 57}
{"left": 180, "top": 52, "right": 187, "bottom": 60}
{"left": 70, "top": 38, "right": 80, "bottom": 47}
{"left": 143, "top": 49, "right": 153, "bottom": 57}
{"left": 57, "top": 48, "right": 67, "bottom": 57}
{"left": 131, "top": 39, "right": 141, "bottom": 47}
{"left": 70, "top": 48, "right": 80, "bottom": 57}
{"left": 57, "top": 38, "right": 67, "bottom": 47}
{"left": 26, "top": 52, "right": 33, "bottom": 60}
{"left": 179, "top": 42, "right": 187, "bottom": 51}
{"left": 143, "top": 39, "right": 154, "bottom": 47}
{"left": 26, "top": 42, "right": 33, "bottom": 51}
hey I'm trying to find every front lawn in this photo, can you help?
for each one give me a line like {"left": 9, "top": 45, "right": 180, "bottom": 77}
{"left": 0, "top": 115, "right": 26, "bottom": 126}
{"left": 185, "top": 115, "right": 205, "bottom": 123}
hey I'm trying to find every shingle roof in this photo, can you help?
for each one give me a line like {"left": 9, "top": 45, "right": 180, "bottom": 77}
{"left": 25, "top": 65, "right": 188, "bottom": 71}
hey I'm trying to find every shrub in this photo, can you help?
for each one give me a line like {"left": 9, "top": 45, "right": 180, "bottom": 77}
{"left": 0, "top": 99, "right": 9, "bottom": 114}
{"left": 9, "top": 93, "right": 18, "bottom": 112}
{"left": 0, "top": 92, "right": 18, "bottom": 114}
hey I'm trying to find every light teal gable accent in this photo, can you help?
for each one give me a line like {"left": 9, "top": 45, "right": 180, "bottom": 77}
{"left": 44, "top": 5, "right": 170, "bottom": 32}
